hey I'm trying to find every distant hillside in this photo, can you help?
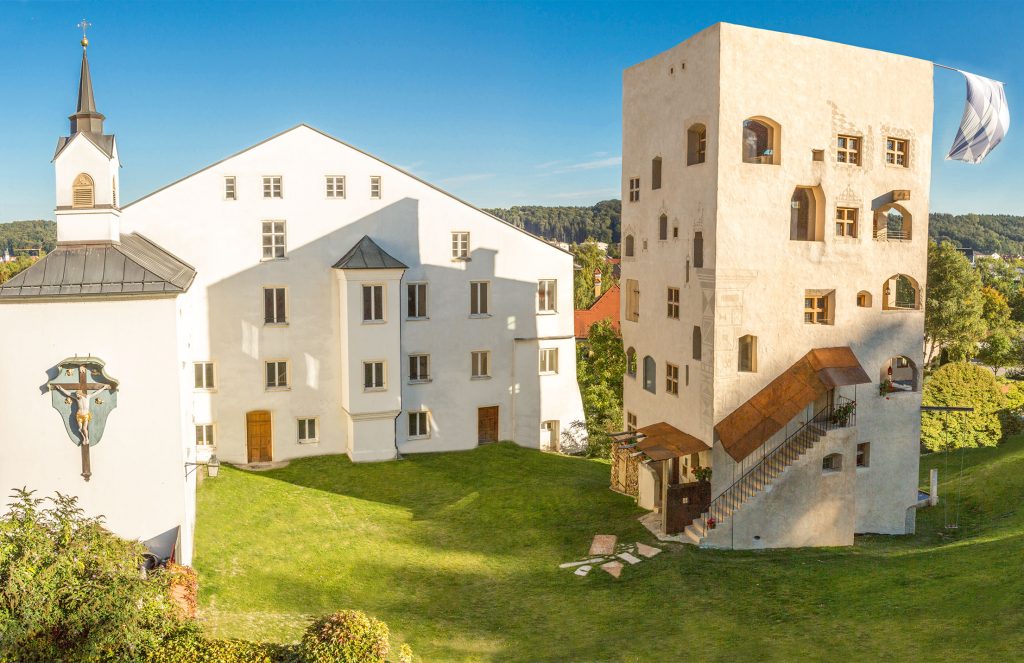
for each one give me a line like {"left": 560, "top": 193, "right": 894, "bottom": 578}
{"left": 929, "top": 213, "right": 1024, "bottom": 255}
{"left": 484, "top": 200, "right": 621, "bottom": 245}
{"left": 0, "top": 220, "right": 56, "bottom": 254}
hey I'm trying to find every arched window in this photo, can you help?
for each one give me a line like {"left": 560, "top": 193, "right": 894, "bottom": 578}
{"left": 882, "top": 274, "right": 921, "bottom": 310}
{"left": 693, "top": 231, "right": 704, "bottom": 268}
{"left": 687, "top": 124, "right": 707, "bottom": 165}
{"left": 643, "top": 356, "right": 656, "bottom": 393}
{"left": 626, "top": 348, "right": 637, "bottom": 377}
{"left": 742, "top": 117, "right": 780, "bottom": 164}
{"left": 822, "top": 453, "right": 843, "bottom": 473}
{"left": 72, "top": 173, "right": 95, "bottom": 209}
{"left": 624, "top": 234, "right": 635, "bottom": 257}
{"left": 881, "top": 356, "right": 918, "bottom": 392}
{"left": 692, "top": 326, "right": 702, "bottom": 361}
{"left": 857, "top": 291, "right": 873, "bottom": 307}
{"left": 790, "top": 186, "right": 824, "bottom": 241}
{"left": 651, "top": 157, "right": 662, "bottom": 190}
{"left": 738, "top": 335, "right": 757, "bottom": 372}
{"left": 873, "top": 203, "right": 912, "bottom": 241}
{"left": 659, "top": 214, "right": 668, "bottom": 240}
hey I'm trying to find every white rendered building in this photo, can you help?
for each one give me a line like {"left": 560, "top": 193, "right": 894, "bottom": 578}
{"left": 619, "top": 24, "right": 929, "bottom": 549}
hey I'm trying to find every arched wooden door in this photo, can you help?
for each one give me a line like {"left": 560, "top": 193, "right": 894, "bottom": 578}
{"left": 246, "top": 410, "right": 272, "bottom": 463}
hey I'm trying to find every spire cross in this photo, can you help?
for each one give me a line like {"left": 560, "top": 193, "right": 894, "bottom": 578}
{"left": 76, "top": 19, "right": 91, "bottom": 47}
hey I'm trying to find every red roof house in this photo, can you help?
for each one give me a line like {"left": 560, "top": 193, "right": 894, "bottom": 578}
{"left": 575, "top": 284, "right": 620, "bottom": 340}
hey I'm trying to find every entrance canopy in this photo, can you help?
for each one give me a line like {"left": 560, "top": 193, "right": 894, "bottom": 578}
{"left": 612, "top": 422, "right": 710, "bottom": 462}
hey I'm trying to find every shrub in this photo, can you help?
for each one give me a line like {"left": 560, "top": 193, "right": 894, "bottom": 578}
{"left": 147, "top": 628, "right": 301, "bottom": 663}
{"left": 922, "top": 362, "right": 1007, "bottom": 451}
{"left": 299, "top": 610, "right": 391, "bottom": 663}
{"left": 0, "top": 490, "right": 185, "bottom": 662}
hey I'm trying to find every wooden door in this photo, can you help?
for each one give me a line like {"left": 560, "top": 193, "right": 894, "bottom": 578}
{"left": 246, "top": 410, "right": 272, "bottom": 463}
{"left": 477, "top": 406, "right": 499, "bottom": 445}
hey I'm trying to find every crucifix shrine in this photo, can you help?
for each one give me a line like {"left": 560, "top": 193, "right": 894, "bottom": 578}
{"left": 48, "top": 358, "right": 119, "bottom": 482}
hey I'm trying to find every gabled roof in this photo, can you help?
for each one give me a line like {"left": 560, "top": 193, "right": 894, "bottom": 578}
{"left": 0, "top": 233, "right": 195, "bottom": 300}
{"left": 53, "top": 132, "right": 116, "bottom": 161}
{"left": 574, "top": 284, "right": 620, "bottom": 339}
{"left": 332, "top": 236, "right": 408, "bottom": 270}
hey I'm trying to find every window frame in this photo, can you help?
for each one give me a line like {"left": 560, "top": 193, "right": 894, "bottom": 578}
{"left": 537, "top": 279, "right": 558, "bottom": 313}
{"left": 451, "top": 232, "right": 471, "bottom": 260}
{"left": 471, "top": 350, "right": 491, "bottom": 379}
{"left": 362, "top": 284, "right": 386, "bottom": 323}
{"left": 265, "top": 360, "right": 290, "bottom": 390}
{"left": 856, "top": 442, "right": 871, "bottom": 468}
{"left": 409, "top": 353, "right": 430, "bottom": 383}
{"left": 667, "top": 287, "right": 680, "bottom": 319}
{"left": 261, "top": 220, "right": 287, "bottom": 260}
{"left": 470, "top": 280, "right": 490, "bottom": 317}
{"left": 370, "top": 175, "right": 382, "bottom": 199}
{"left": 835, "top": 207, "right": 858, "bottom": 238}
{"left": 643, "top": 356, "right": 656, "bottom": 393}
{"left": 262, "top": 175, "right": 283, "bottom": 199}
{"left": 363, "top": 360, "right": 386, "bottom": 391}
{"left": 738, "top": 335, "right": 757, "bottom": 373}
{"left": 224, "top": 176, "right": 237, "bottom": 201}
{"left": 628, "top": 177, "right": 640, "bottom": 202}
{"left": 297, "top": 417, "right": 319, "bottom": 444}
{"left": 539, "top": 347, "right": 559, "bottom": 375}
{"left": 408, "top": 410, "right": 431, "bottom": 439}
{"left": 836, "top": 135, "right": 861, "bottom": 165}
{"left": 326, "top": 175, "right": 346, "bottom": 199}
{"left": 886, "top": 138, "right": 909, "bottom": 167}
{"left": 263, "top": 286, "right": 288, "bottom": 325}
{"left": 195, "top": 423, "right": 215, "bottom": 446}
{"left": 626, "top": 412, "right": 637, "bottom": 432}
{"left": 666, "top": 362, "right": 679, "bottom": 396}
{"left": 407, "top": 282, "right": 428, "bottom": 319}
{"left": 193, "top": 361, "right": 216, "bottom": 391}
{"left": 651, "top": 157, "right": 663, "bottom": 190}
{"left": 804, "top": 291, "right": 835, "bottom": 325}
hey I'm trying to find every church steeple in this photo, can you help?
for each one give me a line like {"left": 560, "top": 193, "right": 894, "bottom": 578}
{"left": 69, "top": 25, "right": 104, "bottom": 135}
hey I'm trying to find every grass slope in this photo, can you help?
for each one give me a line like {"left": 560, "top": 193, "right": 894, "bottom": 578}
{"left": 195, "top": 440, "right": 1024, "bottom": 662}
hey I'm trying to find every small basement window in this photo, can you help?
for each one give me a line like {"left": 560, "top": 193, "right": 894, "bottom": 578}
{"left": 822, "top": 453, "right": 843, "bottom": 473}
{"left": 856, "top": 442, "right": 870, "bottom": 468}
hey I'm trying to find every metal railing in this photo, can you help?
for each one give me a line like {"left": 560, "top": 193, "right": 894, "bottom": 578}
{"left": 874, "top": 227, "right": 911, "bottom": 241}
{"left": 701, "top": 396, "right": 856, "bottom": 538}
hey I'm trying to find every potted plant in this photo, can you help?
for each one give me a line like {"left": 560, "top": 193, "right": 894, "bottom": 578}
{"left": 830, "top": 401, "right": 856, "bottom": 426}
{"left": 879, "top": 379, "right": 895, "bottom": 396}
{"left": 706, "top": 516, "right": 717, "bottom": 530}
{"left": 693, "top": 465, "right": 712, "bottom": 483}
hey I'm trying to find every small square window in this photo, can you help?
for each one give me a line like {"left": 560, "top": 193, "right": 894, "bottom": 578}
{"left": 471, "top": 351, "right": 490, "bottom": 378}
{"left": 822, "top": 453, "right": 843, "bottom": 473}
{"left": 837, "top": 135, "right": 860, "bottom": 165}
{"left": 297, "top": 417, "right": 319, "bottom": 443}
{"left": 195, "top": 424, "right": 215, "bottom": 446}
{"left": 263, "top": 176, "right": 282, "bottom": 198}
{"left": 370, "top": 176, "right": 382, "bottom": 199}
{"left": 409, "top": 411, "right": 430, "bottom": 438}
{"left": 539, "top": 348, "right": 559, "bottom": 375}
{"left": 194, "top": 362, "right": 215, "bottom": 390}
{"left": 409, "top": 354, "right": 430, "bottom": 382}
{"left": 836, "top": 207, "right": 858, "bottom": 238}
{"left": 265, "top": 361, "right": 289, "bottom": 389}
{"left": 326, "top": 176, "right": 346, "bottom": 198}
{"left": 804, "top": 291, "right": 834, "bottom": 325}
{"left": 886, "top": 138, "right": 908, "bottom": 167}
{"left": 363, "top": 361, "right": 385, "bottom": 390}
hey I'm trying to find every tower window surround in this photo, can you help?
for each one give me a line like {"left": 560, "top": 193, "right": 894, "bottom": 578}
{"left": 72, "top": 173, "right": 95, "bottom": 209}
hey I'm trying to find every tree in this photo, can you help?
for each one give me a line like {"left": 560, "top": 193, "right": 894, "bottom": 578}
{"left": 575, "top": 320, "right": 625, "bottom": 457}
{"left": 921, "top": 362, "right": 1009, "bottom": 451}
{"left": 977, "top": 286, "right": 1021, "bottom": 371}
{"left": 571, "top": 239, "right": 617, "bottom": 309}
{"left": 925, "top": 241, "right": 986, "bottom": 366}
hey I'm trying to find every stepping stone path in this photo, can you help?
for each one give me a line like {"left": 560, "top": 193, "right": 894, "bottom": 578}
{"left": 561, "top": 537, "right": 663, "bottom": 579}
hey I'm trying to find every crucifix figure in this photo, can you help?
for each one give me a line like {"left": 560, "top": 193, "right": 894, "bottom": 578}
{"left": 51, "top": 365, "right": 110, "bottom": 481}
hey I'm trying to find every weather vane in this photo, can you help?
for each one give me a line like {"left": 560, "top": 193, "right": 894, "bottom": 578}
{"left": 77, "top": 18, "right": 91, "bottom": 48}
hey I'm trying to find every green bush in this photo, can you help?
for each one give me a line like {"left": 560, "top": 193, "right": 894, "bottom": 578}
{"left": 147, "top": 628, "right": 301, "bottom": 663}
{"left": 922, "top": 362, "right": 1008, "bottom": 451}
{"left": 299, "top": 610, "right": 391, "bottom": 663}
{"left": 0, "top": 490, "right": 185, "bottom": 662}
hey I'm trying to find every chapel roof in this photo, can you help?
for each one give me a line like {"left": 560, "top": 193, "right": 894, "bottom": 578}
{"left": 332, "top": 235, "right": 408, "bottom": 270}
{"left": 0, "top": 233, "right": 196, "bottom": 300}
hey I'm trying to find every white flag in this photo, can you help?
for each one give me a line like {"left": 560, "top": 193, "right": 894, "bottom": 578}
{"left": 946, "top": 71, "right": 1010, "bottom": 164}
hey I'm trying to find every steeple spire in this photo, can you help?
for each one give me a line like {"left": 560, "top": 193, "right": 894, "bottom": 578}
{"left": 69, "top": 20, "right": 104, "bottom": 134}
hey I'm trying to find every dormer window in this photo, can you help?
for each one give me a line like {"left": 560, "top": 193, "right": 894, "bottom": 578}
{"left": 72, "top": 173, "right": 95, "bottom": 208}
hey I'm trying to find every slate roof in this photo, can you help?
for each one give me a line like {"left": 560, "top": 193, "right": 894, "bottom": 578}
{"left": 53, "top": 132, "right": 115, "bottom": 161}
{"left": 332, "top": 236, "right": 408, "bottom": 270}
{"left": 0, "top": 233, "right": 196, "bottom": 300}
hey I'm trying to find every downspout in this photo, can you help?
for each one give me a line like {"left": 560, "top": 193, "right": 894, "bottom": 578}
{"left": 393, "top": 270, "right": 408, "bottom": 460}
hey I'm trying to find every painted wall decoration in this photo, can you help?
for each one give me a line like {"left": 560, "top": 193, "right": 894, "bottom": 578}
{"left": 47, "top": 356, "right": 119, "bottom": 481}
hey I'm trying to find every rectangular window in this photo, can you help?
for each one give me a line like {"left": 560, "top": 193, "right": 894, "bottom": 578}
{"left": 470, "top": 281, "right": 490, "bottom": 316}
{"left": 666, "top": 363, "right": 679, "bottom": 395}
{"left": 362, "top": 284, "right": 384, "bottom": 322}
{"left": 738, "top": 335, "right": 757, "bottom": 373}
{"left": 326, "top": 176, "right": 346, "bottom": 198}
{"left": 886, "top": 138, "right": 908, "bottom": 167}
{"left": 667, "top": 287, "right": 680, "bottom": 319}
{"left": 363, "top": 361, "right": 385, "bottom": 390}
{"left": 626, "top": 412, "right": 637, "bottom": 432}
{"left": 685, "top": 364, "right": 690, "bottom": 386}
{"left": 804, "top": 290, "right": 834, "bottom": 325}
{"left": 651, "top": 157, "right": 662, "bottom": 190}
{"left": 370, "top": 176, "right": 382, "bottom": 199}
{"left": 451, "top": 232, "right": 470, "bottom": 259}
{"left": 471, "top": 350, "right": 490, "bottom": 378}
{"left": 193, "top": 362, "right": 215, "bottom": 390}
{"left": 262, "top": 176, "right": 282, "bottom": 198}
{"left": 195, "top": 424, "right": 215, "bottom": 446}
{"left": 409, "top": 354, "right": 430, "bottom": 382}
{"left": 261, "top": 221, "right": 286, "bottom": 259}
{"left": 539, "top": 348, "right": 559, "bottom": 375}
{"left": 224, "top": 176, "right": 237, "bottom": 200}
{"left": 297, "top": 417, "right": 318, "bottom": 443}
{"left": 263, "top": 287, "right": 287, "bottom": 324}
{"left": 541, "top": 420, "right": 559, "bottom": 450}
{"left": 628, "top": 177, "right": 640, "bottom": 202}
{"left": 857, "top": 442, "right": 871, "bottom": 467}
{"left": 625, "top": 279, "right": 640, "bottom": 322}
{"left": 409, "top": 411, "right": 430, "bottom": 438}
{"left": 407, "top": 283, "right": 427, "bottom": 319}
{"left": 836, "top": 135, "right": 860, "bottom": 165}
{"left": 537, "top": 280, "right": 557, "bottom": 313}
{"left": 265, "top": 360, "right": 288, "bottom": 389}
{"left": 836, "top": 207, "right": 858, "bottom": 238}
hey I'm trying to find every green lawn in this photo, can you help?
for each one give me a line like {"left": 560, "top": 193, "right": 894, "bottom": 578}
{"left": 195, "top": 439, "right": 1024, "bottom": 662}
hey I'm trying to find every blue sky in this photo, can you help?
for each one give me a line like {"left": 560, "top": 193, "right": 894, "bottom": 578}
{"left": 0, "top": 1, "right": 1020, "bottom": 222}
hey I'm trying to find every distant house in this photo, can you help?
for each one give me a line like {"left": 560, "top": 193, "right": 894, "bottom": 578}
{"left": 575, "top": 283, "right": 620, "bottom": 340}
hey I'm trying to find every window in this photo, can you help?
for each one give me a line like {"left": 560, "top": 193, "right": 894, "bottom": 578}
{"left": 686, "top": 258, "right": 690, "bottom": 284}
{"left": 738, "top": 335, "right": 757, "bottom": 373}
{"left": 263, "top": 287, "right": 287, "bottom": 324}
{"left": 362, "top": 284, "right": 385, "bottom": 322}
{"left": 790, "top": 187, "right": 823, "bottom": 241}
{"left": 886, "top": 138, "right": 908, "bottom": 167}
{"left": 692, "top": 326, "right": 702, "bottom": 361}
{"left": 659, "top": 214, "right": 668, "bottom": 240}
{"left": 624, "top": 234, "right": 635, "bottom": 257}
{"left": 687, "top": 124, "right": 707, "bottom": 165}
{"left": 626, "top": 412, "right": 637, "bottom": 432}
{"left": 856, "top": 442, "right": 870, "bottom": 468}
{"left": 537, "top": 280, "right": 557, "bottom": 313}
{"left": 409, "top": 354, "right": 430, "bottom": 382}
{"left": 812, "top": 149, "right": 825, "bottom": 162}
{"left": 673, "top": 226, "right": 679, "bottom": 239}
{"left": 363, "top": 361, "right": 385, "bottom": 390}
{"left": 195, "top": 424, "right": 215, "bottom": 446}
{"left": 837, "top": 135, "right": 860, "bottom": 165}
{"left": 625, "top": 279, "right": 640, "bottom": 322}
{"left": 263, "top": 176, "right": 282, "bottom": 198}
{"left": 804, "top": 290, "right": 835, "bottom": 325}
{"left": 742, "top": 118, "right": 779, "bottom": 164}
{"left": 224, "top": 176, "right": 237, "bottom": 200}
{"left": 407, "top": 283, "right": 427, "bottom": 319}
{"left": 297, "top": 417, "right": 318, "bottom": 443}
{"left": 72, "top": 173, "right": 94, "bottom": 208}
{"left": 265, "top": 361, "right": 288, "bottom": 389}
{"left": 666, "top": 363, "right": 679, "bottom": 395}
{"left": 539, "top": 348, "right": 559, "bottom": 375}
{"left": 541, "top": 420, "right": 559, "bottom": 451}
{"left": 882, "top": 274, "right": 920, "bottom": 310}
{"left": 836, "top": 207, "right": 858, "bottom": 238}
{"left": 883, "top": 356, "right": 918, "bottom": 391}
{"left": 857, "top": 291, "right": 872, "bottom": 308}
{"left": 451, "top": 232, "right": 470, "bottom": 259}
{"left": 667, "top": 287, "right": 680, "bottom": 319}
{"left": 326, "top": 176, "right": 346, "bottom": 198}
{"left": 370, "top": 176, "right": 382, "bottom": 199}
{"left": 628, "top": 177, "right": 640, "bottom": 202}
{"left": 651, "top": 157, "right": 662, "bottom": 190}
{"left": 470, "top": 281, "right": 490, "bottom": 316}
{"left": 626, "top": 347, "right": 637, "bottom": 377}
{"left": 193, "top": 362, "right": 215, "bottom": 390}
{"left": 409, "top": 411, "right": 430, "bottom": 438}
{"left": 471, "top": 350, "right": 490, "bottom": 378}
{"left": 693, "top": 232, "right": 704, "bottom": 268}
{"left": 643, "top": 356, "right": 656, "bottom": 393}
{"left": 822, "top": 453, "right": 843, "bottom": 473}
{"left": 261, "top": 221, "right": 286, "bottom": 259}
{"left": 874, "top": 203, "right": 912, "bottom": 241}
{"left": 685, "top": 364, "right": 690, "bottom": 386}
